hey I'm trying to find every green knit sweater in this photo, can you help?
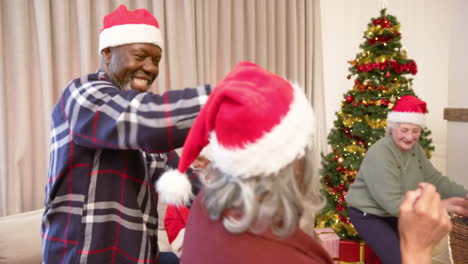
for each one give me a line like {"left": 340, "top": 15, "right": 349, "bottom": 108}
{"left": 346, "top": 135, "right": 467, "bottom": 217}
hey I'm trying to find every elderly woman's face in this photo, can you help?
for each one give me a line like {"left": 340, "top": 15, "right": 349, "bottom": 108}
{"left": 391, "top": 123, "right": 422, "bottom": 152}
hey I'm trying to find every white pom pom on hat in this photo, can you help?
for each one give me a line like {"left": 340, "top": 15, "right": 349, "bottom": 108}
{"left": 156, "top": 170, "right": 193, "bottom": 206}
{"left": 157, "top": 61, "right": 315, "bottom": 205}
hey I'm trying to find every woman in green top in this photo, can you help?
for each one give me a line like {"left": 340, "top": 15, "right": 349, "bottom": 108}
{"left": 346, "top": 95, "right": 468, "bottom": 264}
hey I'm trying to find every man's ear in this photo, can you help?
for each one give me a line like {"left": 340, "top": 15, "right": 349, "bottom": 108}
{"left": 101, "top": 48, "right": 112, "bottom": 64}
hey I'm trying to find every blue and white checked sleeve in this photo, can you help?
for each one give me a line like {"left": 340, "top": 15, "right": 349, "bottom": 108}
{"left": 54, "top": 73, "right": 212, "bottom": 153}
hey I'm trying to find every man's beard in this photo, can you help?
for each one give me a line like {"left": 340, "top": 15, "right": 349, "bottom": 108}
{"left": 109, "top": 71, "right": 133, "bottom": 91}
{"left": 118, "top": 74, "right": 133, "bottom": 91}
{"left": 116, "top": 72, "right": 155, "bottom": 92}
{"left": 121, "top": 80, "right": 132, "bottom": 91}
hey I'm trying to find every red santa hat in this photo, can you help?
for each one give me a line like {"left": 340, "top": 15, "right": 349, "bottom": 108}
{"left": 156, "top": 61, "right": 316, "bottom": 205}
{"left": 99, "top": 5, "right": 163, "bottom": 53}
{"left": 387, "top": 95, "right": 427, "bottom": 127}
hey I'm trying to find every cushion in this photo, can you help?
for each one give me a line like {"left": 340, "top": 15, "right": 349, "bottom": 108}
{"left": 0, "top": 209, "right": 43, "bottom": 264}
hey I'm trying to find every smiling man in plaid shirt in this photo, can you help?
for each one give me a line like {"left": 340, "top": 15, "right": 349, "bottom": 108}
{"left": 41, "top": 5, "right": 211, "bottom": 264}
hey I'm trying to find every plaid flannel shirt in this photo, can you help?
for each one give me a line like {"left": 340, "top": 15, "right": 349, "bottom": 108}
{"left": 41, "top": 70, "right": 211, "bottom": 264}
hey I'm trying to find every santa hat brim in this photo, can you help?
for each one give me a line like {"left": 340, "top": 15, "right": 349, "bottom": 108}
{"left": 387, "top": 112, "right": 426, "bottom": 127}
{"left": 99, "top": 24, "right": 163, "bottom": 52}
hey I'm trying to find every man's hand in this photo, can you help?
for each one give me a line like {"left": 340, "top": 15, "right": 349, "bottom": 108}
{"left": 398, "top": 183, "right": 452, "bottom": 264}
{"left": 442, "top": 195, "right": 468, "bottom": 217}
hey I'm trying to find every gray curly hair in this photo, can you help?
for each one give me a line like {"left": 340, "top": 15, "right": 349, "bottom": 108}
{"left": 202, "top": 146, "right": 324, "bottom": 238}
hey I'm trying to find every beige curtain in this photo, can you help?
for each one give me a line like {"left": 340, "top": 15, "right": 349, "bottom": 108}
{"left": 0, "top": 0, "right": 326, "bottom": 217}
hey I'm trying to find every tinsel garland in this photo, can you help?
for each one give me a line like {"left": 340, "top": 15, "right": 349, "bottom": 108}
{"left": 339, "top": 112, "right": 388, "bottom": 129}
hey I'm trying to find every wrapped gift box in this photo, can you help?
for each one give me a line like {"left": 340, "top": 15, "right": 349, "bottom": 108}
{"left": 339, "top": 239, "right": 381, "bottom": 264}
{"left": 314, "top": 228, "right": 340, "bottom": 263}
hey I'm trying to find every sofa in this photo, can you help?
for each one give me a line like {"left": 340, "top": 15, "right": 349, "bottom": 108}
{"left": 0, "top": 209, "right": 43, "bottom": 264}
{"left": 0, "top": 203, "right": 172, "bottom": 264}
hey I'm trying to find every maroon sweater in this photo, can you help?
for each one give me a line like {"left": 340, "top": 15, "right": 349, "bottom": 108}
{"left": 181, "top": 194, "right": 334, "bottom": 264}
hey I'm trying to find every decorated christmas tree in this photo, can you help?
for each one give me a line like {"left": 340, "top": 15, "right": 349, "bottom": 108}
{"left": 315, "top": 9, "right": 435, "bottom": 239}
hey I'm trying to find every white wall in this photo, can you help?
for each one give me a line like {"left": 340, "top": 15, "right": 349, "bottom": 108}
{"left": 447, "top": 0, "right": 468, "bottom": 188}
{"left": 320, "top": 0, "right": 449, "bottom": 173}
